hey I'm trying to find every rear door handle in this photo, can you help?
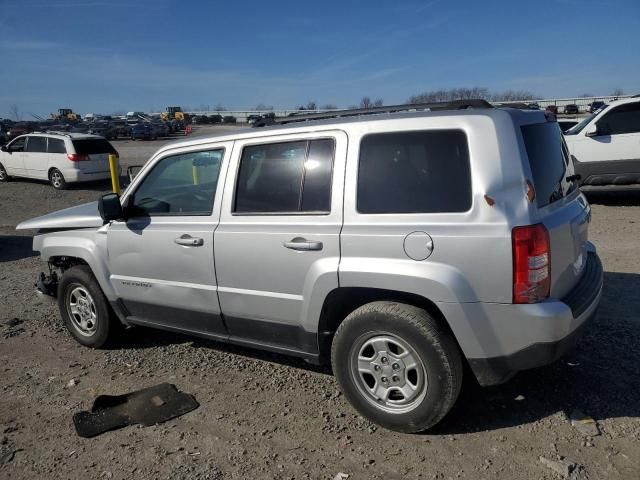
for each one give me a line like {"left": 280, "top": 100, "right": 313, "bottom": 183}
{"left": 283, "top": 237, "right": 323, "bottom": 251}
{"left": 174, "top": 234, "right": 204, "bottom": 247}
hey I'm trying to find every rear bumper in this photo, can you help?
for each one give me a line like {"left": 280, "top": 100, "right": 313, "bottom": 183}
{"left": 62, "top": 168, "right": 117, "bottom": 183}
{"left": 446, "top": 251, "right": 603, "bottom": 386}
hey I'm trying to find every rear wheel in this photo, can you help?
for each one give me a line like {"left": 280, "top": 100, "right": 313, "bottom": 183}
{"left": 0, "top": 163, "right": 9, "bottom": 182}
{"left": 331, "top": 301, "right": 463, "bottom": 433}
{"left": 49, "top": 168, "right": 67, "bottom": 190}
{"left": 58, "top": 266, "right": 118, "bottom": 348}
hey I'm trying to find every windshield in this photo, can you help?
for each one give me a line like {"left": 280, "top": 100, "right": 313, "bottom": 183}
{"left": 564, "top": 112, "right": 596, "bottom": 135}
{"left": 521, "top": 122, "right": 573, "bottom": 207}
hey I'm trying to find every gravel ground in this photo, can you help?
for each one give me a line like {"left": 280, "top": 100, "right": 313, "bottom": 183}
{"left": 0, "top": 131, "right": 639, "bottom": 479}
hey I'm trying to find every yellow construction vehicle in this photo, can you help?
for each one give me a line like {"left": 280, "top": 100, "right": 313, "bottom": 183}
{"left": 50, "top": 108, "right": 79, "bottom": 122}
{"left": 161, "top": 106, "right": 190, "bottom": 122}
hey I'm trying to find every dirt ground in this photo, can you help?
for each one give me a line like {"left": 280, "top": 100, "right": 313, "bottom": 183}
{"left": 0, "top": 128, "right": 639, "bottom": 479}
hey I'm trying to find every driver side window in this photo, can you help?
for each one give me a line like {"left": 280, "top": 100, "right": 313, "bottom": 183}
{"left": 129, "top": 149, "right": 224, "bottom": 216}
{"left": 9, "top": 137, "right": 26, "bottom": 152}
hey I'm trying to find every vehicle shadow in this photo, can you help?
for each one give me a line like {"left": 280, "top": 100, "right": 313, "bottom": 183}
{"left": 582, "top": 186, "right": 640, "bottom": 206}
{"left": 110, "top": 325, "right": 331, "bottom": 375}
{"left": 108, "top": 271, "right": 640, "bottom": 432}
{"left": 0, "top": 235, "right": 37, "bottom": 262}
{"left": 433, "top": 270, "right": 640, "bottom": 434}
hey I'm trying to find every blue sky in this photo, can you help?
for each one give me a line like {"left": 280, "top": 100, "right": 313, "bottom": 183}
{"left": 1, "top": 0, "right": 639, "bottom": 117}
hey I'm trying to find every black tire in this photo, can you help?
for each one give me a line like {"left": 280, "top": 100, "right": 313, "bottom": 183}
{"left": 57, "top": 265, "right": 117, "bottom": 348}
{"left": 49, "top": 168, "right": 67, "bottom": 190}
{"left": 0, "top": 163, "right": 9, "bottom": 182}
{"left": 331, "top": 301, "right": 463, "bottom": 433}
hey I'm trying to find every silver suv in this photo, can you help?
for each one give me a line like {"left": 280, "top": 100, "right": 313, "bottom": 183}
{"left": 17, "top": 101, "right": 603, "bottom": 432}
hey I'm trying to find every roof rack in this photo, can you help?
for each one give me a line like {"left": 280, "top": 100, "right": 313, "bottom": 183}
{"left": 254, "top": 99, "right": 493, "bottom": 127}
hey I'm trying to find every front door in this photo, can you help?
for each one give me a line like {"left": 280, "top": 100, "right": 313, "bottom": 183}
{"left": 215, "top": 131, "right": 347, "bottom": 354}
{"left": 2, "top": 136, "right": 27, "bottom": 176}
{"left": 107, "top": 143, "right": 231, "bottom": 336}
{"left": 575, "top": 101, "right": 640, "bottom": 165}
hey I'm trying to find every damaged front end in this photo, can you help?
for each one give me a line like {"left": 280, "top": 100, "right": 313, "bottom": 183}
{"left": 36, "top": 268, "right": 59, "bottom": 299}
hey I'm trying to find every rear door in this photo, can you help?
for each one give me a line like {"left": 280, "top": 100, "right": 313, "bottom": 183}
{"left": 71, "top": 138, "right": 116, "bottom": 175}
{"left": 520, "top": 121, "right": 590, "bottom": 299}
{"left": 23, "top": 135, "right": 49, "bottom": 179}
{"left": 107, "top": 143, "right": 231, "bottom": 335}
{"left": 214, "top": 131, "right": 346, "bottom": 354}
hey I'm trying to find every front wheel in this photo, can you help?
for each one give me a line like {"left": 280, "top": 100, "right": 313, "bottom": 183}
{"left": 58, "top": 265, "right": 118, "bottom": 348}
{"left": 331, "top": 301, "right": 463, "bottom": 433}
{"left": 49, "top": 168, "right": 67, "bottom": 190}
{"left": 0, "top": 163, "right": 9, "bottom": 182}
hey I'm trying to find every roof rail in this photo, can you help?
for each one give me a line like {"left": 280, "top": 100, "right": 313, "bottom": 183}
{"left": 43, "top": 130, "right": 72, "bottom": 136}
{"left": 254, "top": 99, "right": 493, "bottom": 127}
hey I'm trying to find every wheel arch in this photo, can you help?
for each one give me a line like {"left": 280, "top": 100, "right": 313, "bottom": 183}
{"left": 317, "top": 287, "right": 461, "bottom": 363}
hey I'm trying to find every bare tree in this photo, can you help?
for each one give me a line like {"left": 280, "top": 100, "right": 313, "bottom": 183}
{"left": 215, "top": 103, "right": 226, "bottom": 111}
{"left": 373, "top": 98, "right": 384, "bottom": 107}
{"left": 360, "top": 96, "right": 372, "bottom": 109}
{"left": 9, "top": 104, "right": 22, "bottom": 121}
{"left": 490, "top": 89, "right": 536, "bottom": 101}
{"left": 611, "top": 88, "right": 625, "bottom": 96}
{"left": 306, "top": 101, "right": 317, "bottom": 111}
{"left": 321, "top": 103, "right": 337, "bottom": 110}
{"left": 407, "top": 87, "right": 537, "bottom": 104}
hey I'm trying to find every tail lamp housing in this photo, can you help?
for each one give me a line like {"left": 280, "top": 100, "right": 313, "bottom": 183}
{"left": 512, "top": 223, "right": 550, "bottom": 304}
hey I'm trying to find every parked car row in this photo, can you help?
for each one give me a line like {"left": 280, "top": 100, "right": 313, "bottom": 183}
{"left": 192, "top": 114, "right": 237, "bottom": 124}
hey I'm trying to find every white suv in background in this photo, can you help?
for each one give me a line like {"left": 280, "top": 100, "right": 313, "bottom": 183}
{"left": 564, "top": 96, "right": 640, "bottom": 186}
{"left": 0, "top": 132, "right": 118, "bottom": 189}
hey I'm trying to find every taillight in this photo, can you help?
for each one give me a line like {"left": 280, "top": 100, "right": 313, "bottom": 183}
{"left": 512, "top": 223, "right": 550, "bottom": 304}
{"left": 67, "top": 153, "right": 89, "bottom": 161}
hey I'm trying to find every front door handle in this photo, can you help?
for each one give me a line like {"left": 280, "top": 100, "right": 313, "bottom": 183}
{"left": 283, "top": 237, "right": 323, "bottom": 251}
{"left": 174, "top": 234, "right": 204, "bottom": 247}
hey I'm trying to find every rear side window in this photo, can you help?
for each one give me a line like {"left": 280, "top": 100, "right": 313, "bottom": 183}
{"left": 521, "top": 123, "right": 568, "bottom": 207}
{"left": 47, "top": 138, "right": 67, "bottom": 154}
{"left": 597, "top": 102, "right": 640, "bottom": 135}
{"left": 25, "top": 136, "right": 47, "bottom": 153}
{"left": 72, "top": 139, "right": 117, "bottom": 155}
{"left": 357, "top": 130, "right": 471, "bottom": 214}
{"left": 234, "top": 139, "right": 335, "bottom": 213}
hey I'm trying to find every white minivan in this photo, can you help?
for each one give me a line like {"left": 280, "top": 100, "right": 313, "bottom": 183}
{"left": 564, "top": 96, "right": 640, "bottom": 186}
{"left": 0, "top": 132, "right": 118, "bottom": 189}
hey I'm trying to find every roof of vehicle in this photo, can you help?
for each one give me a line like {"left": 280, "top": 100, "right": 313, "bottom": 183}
{"left": 155, "top": 104, "right": 545, "bottom": 156}
{"left": 603, "top": 96, "right": 640, "bottom": 108}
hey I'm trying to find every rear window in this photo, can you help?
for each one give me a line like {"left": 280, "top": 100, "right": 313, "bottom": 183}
{"left": 72, "top": 138, "right": 117, "bottom": 155}
{"left": 521, "top": 123, "right": 568, "bottom": 207}
{"left": 357, "top": 130, "right": 471, "bottom": 214}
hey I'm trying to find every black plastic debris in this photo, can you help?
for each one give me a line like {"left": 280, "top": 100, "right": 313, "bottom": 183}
{"left": 73, "top": 383, "right": 199, "bottom": 438}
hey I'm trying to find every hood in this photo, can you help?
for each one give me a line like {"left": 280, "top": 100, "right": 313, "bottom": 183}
{"left": 16, "top": 201, "right": 103, "bottom": 230}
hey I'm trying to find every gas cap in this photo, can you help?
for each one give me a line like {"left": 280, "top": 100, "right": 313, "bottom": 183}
{"left": 403, "top": 232, "right": 434, "bottom": 261}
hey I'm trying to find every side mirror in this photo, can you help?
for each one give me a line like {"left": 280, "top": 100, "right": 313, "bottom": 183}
{"left": 585, "top": 124, "right": 599, "bottom": 137}
{"left": 98, "top": 193, "right": 124, "bottom": 224}
{"left": 127, "top": 165, "right": 143, "bottom": 181}
{"left": 0, "top": 145, "right": 7, "bottom": 152}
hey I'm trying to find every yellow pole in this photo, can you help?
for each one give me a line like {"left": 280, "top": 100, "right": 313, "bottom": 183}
{"left": 109, "top": 154, "right": 121, "bottom": 194}
{"left": 192, "top": 165, "right": 199, "bottom": 185}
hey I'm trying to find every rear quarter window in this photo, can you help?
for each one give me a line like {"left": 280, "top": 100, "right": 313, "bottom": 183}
{"left": 357, "top": 130, "right": 471, "bottom": 214}
{"left": 72, "top": 138, "right": 117, "bottom": 155}
{"left": 521, "top": 123, "right": 568, "bottom": 208}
